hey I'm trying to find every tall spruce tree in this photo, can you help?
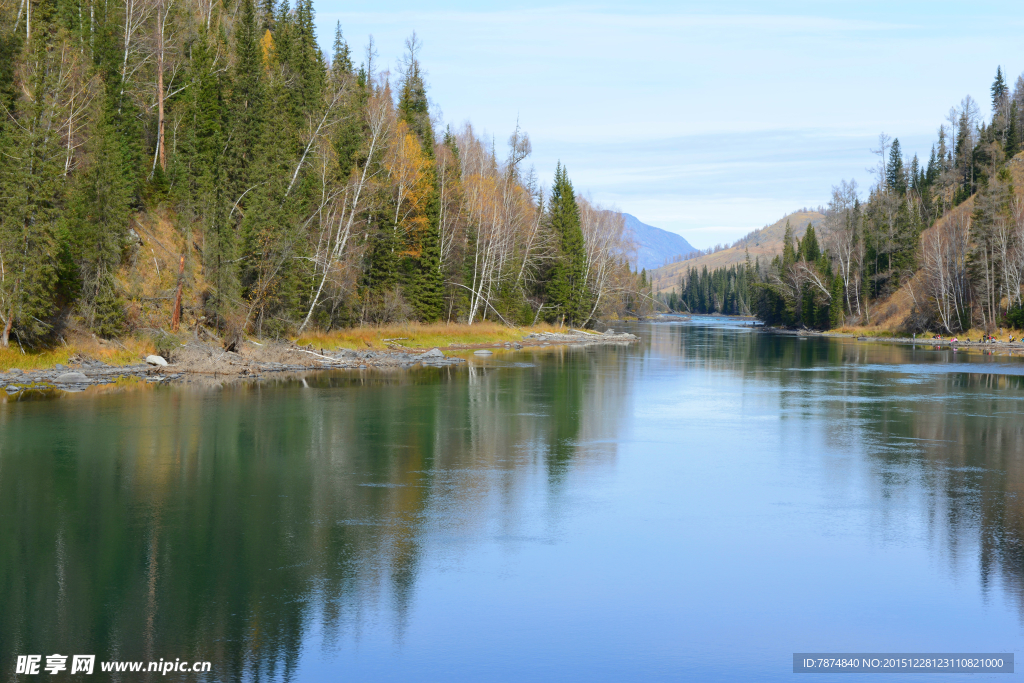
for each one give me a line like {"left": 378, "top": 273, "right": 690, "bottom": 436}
{"left": 397, "top": 34, "right": 443, "bottom": 321}
{"left": 0, "top": 11, "right": 65, "bottom": 345}
{"left": 1008, "top": 101, "right": 1020, "bottom": 158}
{"left": 546, "top": 163, "right": 589, "bottom": 326}
{"left": 65, "top": 102, "right": 135, "bottom": 336}
{"left": 226, "top": 0, "right": 265, "bottom": 200}
{"left": 886, "top": 138, "right": 906, "bottom": 194}
{"left": 174, "top": 31, "right": 237, "bottom": 324}
{"left": 992, "top": 66, "right": 1008, "bottom": 132}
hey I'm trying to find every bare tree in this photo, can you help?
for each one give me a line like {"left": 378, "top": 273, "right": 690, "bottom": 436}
{"left": 1005, "top": 195, "right": 1024, "bottom": 311}
{"left": 436, "top": 141, "right": 464, "bottom": 271}
{"left": 456, "top": 123, "right": 544, "bottom": 325}
{"left": 298, "top": 77, "right": 394, "bottom": 333}
{"left": 821, "top": 180, "right": 861, "bottom": 316}
{"left": 578, "top": 198, "right": 629, "bottom": 326}
{"left": 923, "top": 207, "right": 972, "bottom": 333}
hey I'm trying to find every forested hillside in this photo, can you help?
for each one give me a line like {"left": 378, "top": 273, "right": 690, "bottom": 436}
{"left": 649, "top": 210, "right": 824, "bottom": 294}
{"left": 662, "top": 68, "right": 1024, "bottom": 333}
{"left": 0, "top": 0, "right": 648, "bottom": 349}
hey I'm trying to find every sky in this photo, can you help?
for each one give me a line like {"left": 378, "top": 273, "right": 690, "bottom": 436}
{"left": 311, "top": 1, "right": 1024, "bottom": 249}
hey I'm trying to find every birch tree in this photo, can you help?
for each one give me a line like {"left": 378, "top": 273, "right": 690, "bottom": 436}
{"left": 298, "top": 79, "right": 392, "bottom": 332}
{"left": 923, "top": 207, "right": 972, "bottom": 333}
{"left": 821, "top": 180, "right": 861, "bottom": 316}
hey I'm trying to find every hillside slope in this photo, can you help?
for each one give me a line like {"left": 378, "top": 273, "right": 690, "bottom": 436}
{"left": 650, "top": 210, "right": 825, "bottom": 293}
{"left": 623, "top": 214, "right": 697, "bottom": 272}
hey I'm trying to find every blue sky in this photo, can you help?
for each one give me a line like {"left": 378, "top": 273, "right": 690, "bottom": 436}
{"left": 311, "top": 2, "right": 1023, "bottom": 248}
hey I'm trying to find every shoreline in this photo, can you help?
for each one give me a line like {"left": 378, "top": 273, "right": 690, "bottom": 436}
{"left": 771, "top": 327, "right": 1024, "bottom": 356}
{"left": 650, "top": 313, "right": 1024, "bottom": 356}
{"left": 1, "top": 328, "right": 639, "bottom": 399}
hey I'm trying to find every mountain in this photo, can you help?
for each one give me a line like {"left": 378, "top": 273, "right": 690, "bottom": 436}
{"left": 649, "top": 210, "right": 826, "bottom": 293}
{"left": 623, "top": 214, "right": 698, "bottom": 273}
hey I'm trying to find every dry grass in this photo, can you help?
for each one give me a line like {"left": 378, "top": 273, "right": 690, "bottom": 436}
{"left": 1, "top": 320, "right": 568, "bottom": 372}
{"left": 294, "top": 321, "right": 562, "bottom": 350}
{"left": 833, "top": 324, "right": 1024, "bottom": 342}
{"left": 0, "top": 335, "right": 155, "bottom": 372}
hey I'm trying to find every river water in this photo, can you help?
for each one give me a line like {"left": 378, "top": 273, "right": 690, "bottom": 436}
{"left": 1, "top": 318, "right": 1022, "bottom": 681}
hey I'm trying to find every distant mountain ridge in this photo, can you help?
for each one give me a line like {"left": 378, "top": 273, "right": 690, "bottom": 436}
{"left": 622, "top": 214, "right": 697, "bottom": 272}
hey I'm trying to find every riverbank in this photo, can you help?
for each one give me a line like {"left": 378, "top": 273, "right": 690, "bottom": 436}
{"left": 0, "top": 324, "right": 639, "bottom": 397}
{"left": 787, "top": 327, "right": 1024, "bottom": 356}
{"left": 650, "top": 313, "right": 1024, "bottom": 356}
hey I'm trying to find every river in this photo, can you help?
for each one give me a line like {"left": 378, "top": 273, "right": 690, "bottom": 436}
{"left": 1, "top": 318, "right": 1021, "bottom": 681}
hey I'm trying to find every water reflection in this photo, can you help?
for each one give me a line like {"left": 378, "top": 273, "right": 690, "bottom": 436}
{"left": 0, "top": 347, "right": 635, "bottom": 681}
{"left": 648, "top": 318, "right": 1024, "bottom": 625}
{"left": 1, "top": 326, "right": 1021, "bottom": 681}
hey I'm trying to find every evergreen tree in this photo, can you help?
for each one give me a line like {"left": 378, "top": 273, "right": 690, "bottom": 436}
{"left": 361, "top": 209, "right": 403, "bottom": 317}
{"left": 829, "top": 273, "right": 844, "bottom": 328}
{"left": 546, "top": 163, "right": 589, "bottom": 326}
{"left": 0, "top": 22, "right": 20, "bottom": 116}
{"left": 397, "top": 33, "right": 434, "bottom": 150}
{"left": 173, "top": 30, "right": 237, "bottom": 323}
{"left": 800, "top": 224, "right": 820, "bottom": 262}
{"left": 408, "top": 207, "right": 445, "bottom": 321}
{"left": 260, "top": 0, "right": 276, "bottom": 30}
{"left": 801, "top": 285, "right": 815, "bottom": 326}
{"left": 1008, "top": 101, "right": 1020, "bottom": 158}
{"left": 992, "top": 66, "right": 1008, "bottom": 126}
{"left": 0, "top": 20, "right": 65, "bottom": 345}
{"left": 781, "top": 221, "right": 796, "bottom": 266}
{"left": 66, "top": 103, "right": 135, "bottom": 336}
{"left": 290, "top": 0, "right": 325, "bottom": 120}
{"left": 396, "top": 34, "right": 443, "bottom": 321}
{"left": 331, "top": 22, "right": 352, "bottom": 79}
{"left": 926, "top": 145, "right": 938, "bottom": 184}
{"left": 226, "top": 0, "right": 265, "bottom": 200}
{"left": 886, "top": 138, "right": 906, "bottom": 194}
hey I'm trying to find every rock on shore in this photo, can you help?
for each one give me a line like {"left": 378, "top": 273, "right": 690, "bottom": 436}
{"left": 0, "top": 341, "right": 469, "bottom": 397}
{"left": 523, "top": 329, "right": 638, "bottom": 344}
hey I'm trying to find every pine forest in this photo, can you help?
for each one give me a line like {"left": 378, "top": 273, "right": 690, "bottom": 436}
{"left": 0, "top": 0, "right": 649, "bottom": 349}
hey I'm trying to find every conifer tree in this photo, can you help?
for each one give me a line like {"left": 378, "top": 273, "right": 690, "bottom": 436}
{"left": 546, "top": 163, "right": 589, "bottom": 326}
{"left": 290, "top": 0, "right": 325, "bottom": 121}
{"left": 1008, "top": 102, "right": 1020, "bottom": 158}
{"left": 409, "top": 216, "right": 444, "bottom": 321}
{"left": 801, "top": 224, "right": 820, "bottom": 262}
{"left": 781, "top": 221, "right": 796, "bottom": 266}
{"left": 992, "top": 66, "right": 1008, "bottom": 127}
{"left": 397, "top": 33, "right": 433, "bottom": 149}
{"left": 397, "top": 33, "right": 443, "bottom": 321}
{"left": 331, "top": 29, "right": 366, "bottom": 179}
{"left": 0, "top": 17, "right": 65, "bottom": 345}
{"left": 361, "top": 209, "right": 403, "bottom": 316}
{"left": 829, "top": 274, "right": 844, "bottom": 328}
{"left": 226, "top": 0, "right": 265, "bottom": 200}
{"left": 260, "top": 0, "right": 276, "bottom": 30}
{"left": 331, "top": 23, "right": 352, "bottom": 78}
{"left": 886, "top": 138, "right": 906, "bottom": 194}
{"left": 65, "top": 103, "right": 135, "bottom": 336}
